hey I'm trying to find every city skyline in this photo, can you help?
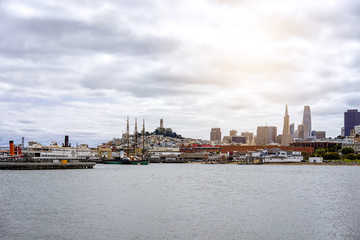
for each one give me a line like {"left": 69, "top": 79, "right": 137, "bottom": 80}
{"left": 1, "top": 0, "right": 360, "bottom": 144}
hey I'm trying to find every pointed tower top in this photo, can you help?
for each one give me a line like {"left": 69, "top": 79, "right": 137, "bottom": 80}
{"left": 285, "top": 104, "right": 289, "bottom": 117}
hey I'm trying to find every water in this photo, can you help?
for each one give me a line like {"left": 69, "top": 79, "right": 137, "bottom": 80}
{"left": 1, "top": 164, "right": 360, "bottom": 240}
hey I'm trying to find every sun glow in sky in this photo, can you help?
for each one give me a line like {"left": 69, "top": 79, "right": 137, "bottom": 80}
{"left": 1, "top": 0, "right": 360, "bottom": 145}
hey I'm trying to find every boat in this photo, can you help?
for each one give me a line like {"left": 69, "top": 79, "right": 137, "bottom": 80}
{"left": 102, "top": 156, "right": 148, "bottom": 165}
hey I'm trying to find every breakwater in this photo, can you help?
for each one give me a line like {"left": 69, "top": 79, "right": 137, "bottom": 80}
{"left": 0, "top": 162, "right": 96, "bottom": 170}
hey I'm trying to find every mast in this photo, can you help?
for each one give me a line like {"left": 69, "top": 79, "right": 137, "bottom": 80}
{"left": 142, "top": 119, "right": 145, "bottom": 156}
{"left": 127, "top": 116, "right": 130, "bottom": 156}
{"left": 134, "top": 117, "right": 138, "bottom": 155}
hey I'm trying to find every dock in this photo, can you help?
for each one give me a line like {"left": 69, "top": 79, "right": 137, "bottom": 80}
{"left": 0, "top": 162, "right": 96, "bottom": 170}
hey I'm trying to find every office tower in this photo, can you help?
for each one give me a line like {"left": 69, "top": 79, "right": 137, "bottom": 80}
{"left": 160, "top": 119, "right": 164, "bottom": 129}
{"left": 256, "top": 126, "right": 269, "bottom": 145}
{"left": 281, "top": 105, "right": 292, "bottom": 146}
{"left": 298, "top": 124, "right": 309, "bottom": 139}
{"left": 230, "top": 129, "right": 237, "bottom": 137}
{"left": 344, "top": 109, "right": 360, "bottom": 136}
{"left": 268, "top": 126, "right": 277, "bottom": 143}
{"left": 210, "top": 128, "right": 221, "bottom": 141}
{"left": 302, "top": 106, "right": 312, "bottom": 137}
{"left": 315, "top": 131, "right": 326, "bottom": 139}
{"left": 256, "top": 126, "right": 277, "bottom": 145}
{"left": 241, "top": 131, "right": 254, "bottom": 145}
{"left": 290, "top": 122, "right": 295, "bottom": 139}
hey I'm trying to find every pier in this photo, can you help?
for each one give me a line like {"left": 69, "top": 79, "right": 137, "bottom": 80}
{"left": 0, "top": 162, "right": 96, "bottom": 170}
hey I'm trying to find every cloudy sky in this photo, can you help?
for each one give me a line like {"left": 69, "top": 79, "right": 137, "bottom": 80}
{"left": 1, "top": 0, "right": 360, "bottom": 146}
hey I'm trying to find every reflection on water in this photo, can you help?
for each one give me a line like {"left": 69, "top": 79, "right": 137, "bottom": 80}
{"left": 1, "top": 164, "right": 360, "bottom": 240}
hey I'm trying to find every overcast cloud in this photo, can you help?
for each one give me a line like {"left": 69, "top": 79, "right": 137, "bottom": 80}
{"left": 1, "top": 0, "right": 360, "bottom": 146}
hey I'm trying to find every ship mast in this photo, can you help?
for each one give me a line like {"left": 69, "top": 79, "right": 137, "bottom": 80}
{"left": 127, "top": 116, "right": 130, "bottom": 157}
{"left": 134, "top": 117, "right": 138, "bottom": 155}
{"left": 142, "top": 119, "right": 145, "bottom": 157}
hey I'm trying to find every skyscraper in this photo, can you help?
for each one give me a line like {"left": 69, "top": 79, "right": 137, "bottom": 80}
{"left": 210, "top": 128, "right": 221, "bottom": 141}
{"left": 281, "top": 104, "right": 292, "bottom": 146}
{"left": 230, "top": 129, "right": 237, "bottom": 137}
{"left": 256, "top": 126, "right": 276, "bottom": 145}
{"left": 344, "top": 109, "right": 360, "bottom": 136}
{"left": 302, "top": 106, "right": 312, "bottom": 137}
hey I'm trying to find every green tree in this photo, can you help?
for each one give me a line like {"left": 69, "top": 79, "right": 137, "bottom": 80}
{"left": 315, "top": 148, "right": 326, "bottom": 155}
{"left": 341, "top": 147, "right": 355, "bottom": 155}
{"left": 323, "top": 152, "right": 340, "bottom": 160}
{"left": 346, "top": 153, "right": 356, "bottom": 160}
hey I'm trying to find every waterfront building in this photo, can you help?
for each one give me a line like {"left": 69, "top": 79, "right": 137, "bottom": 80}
{"left": 230, "top": 129, "right": 237, "bottom": 137}
{"left": 303, "top": 106, "right": 312, "bottom": 137}
{"left": 281, "top": 105, "right": 292, "bottom": 146}
{"left": 210, "top": 128, "right": 221, "bottom": 141}
{"left": 344, "top": 109, "right": 360, "bottom": 136}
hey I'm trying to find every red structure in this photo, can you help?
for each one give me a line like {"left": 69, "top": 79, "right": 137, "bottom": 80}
{"left": 9, "top": 141, "right": 15, "bottom": 156}
{"left": 290, "top": 142, "right": 338, "bottom": 151}
{"left": 180, "top": 144, "right": 221, "bottom": 153}
{"left": 221, "top": 145, "right": 314, "bottom": 154}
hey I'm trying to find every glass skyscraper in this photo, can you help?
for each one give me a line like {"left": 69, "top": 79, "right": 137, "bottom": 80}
{"left": 302, "top": 106, "right": 312, "bottom": 137}
{"left": 344, "top": 109, "right": 360, "bottom": 136}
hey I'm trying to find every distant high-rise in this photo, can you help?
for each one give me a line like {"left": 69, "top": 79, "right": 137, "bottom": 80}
{"left": 315, "top": 131, "right": 326, "bottom": 139}
{"left": 230, "top": 129, "right": 237, "bottom": 137}
{"left": 344, "top": 109, "right": 360, "bottom": 136}
{"left": 302, "top": 106, "right": 312, "bottom": 137}
{"left": 281, "top": 104, "right": 292, "bottom": 146}
{"left": 256, "top": 126, "right": 268, "bottom": 145}
{"left": 290, "top": 122, "right": 295, "bottom": 139}
{"left": 210, "top": 128, "right": 221, "bottom": 141}
{"left": 298, "top": 124, "right": 309, "bottom": 140}
{"left": 241, "top": 131, "right": 254, "bottom": 145}
{"left": 160, "top": 119, "right": 164, "bottom": 129}
{"left": 256, "top": 126, "right": 276, "bottom": 145}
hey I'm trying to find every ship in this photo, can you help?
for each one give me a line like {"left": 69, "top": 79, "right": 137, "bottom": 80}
{"left": 102, "top": 156, "right": 148, "bottom": 165}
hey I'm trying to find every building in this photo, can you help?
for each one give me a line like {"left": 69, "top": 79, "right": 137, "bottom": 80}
{"left": 221, "top": 145, "right": 314, "bottom": 154}
{"left": 298, "top": 124, "right": 309, "bottom": 140}
{"left": 210, "top": 128, "right": 221, "bottom": 141}
{"left": 281, "top": 105, "right": 292, "bottom": 146}
{"left": 256, "top": 126, "right": 277, "bottom": 145}
{"left": 309, "top": 157, "right": 323, "bottom": 163}
{"left": 344, "top": 109, "right": 360, "bottom": 136}
{"left": 232, "top": 136, "right": 246, "bottom": 144}
{"left": 160, "top": 119, "right": 164, "bottom": 129}
{"left": 290, "top": 141, "right": 338, "bottom": 151}
{"left": 355, "top": 125, "right": 360, "bottom": 135}
{"left": 303, "top": 106, "right": 312, "bottom": 137}
{"left": 290, "top": 123, "right": 295, "bottom": 139}
{"left": 223, "top": 136, "right": 232, "bottom": 143}
{"left": 230, "top": 129, "right": 238, "bottom": 137}
{"left": 241, "top": 131, "right": 254, "bottom": 145}
{"left": 315, "top": 131, "right": 326, "bottom": 139}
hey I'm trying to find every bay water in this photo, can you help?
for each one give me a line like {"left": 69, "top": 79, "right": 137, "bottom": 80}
{"left": 1, "top": 164, "right": 360, "bottom": 240}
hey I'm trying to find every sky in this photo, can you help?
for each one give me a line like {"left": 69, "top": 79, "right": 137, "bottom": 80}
{"left": 1, "top": 0, "right": 360, "bottom": 146}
